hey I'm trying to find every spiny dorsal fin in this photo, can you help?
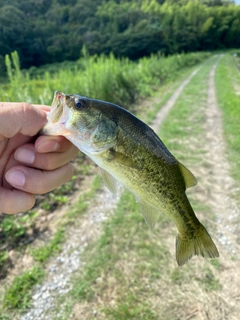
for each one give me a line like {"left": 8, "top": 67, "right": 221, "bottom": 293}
{"left": 178, "top": 162, "right": 197, "bottom": 189}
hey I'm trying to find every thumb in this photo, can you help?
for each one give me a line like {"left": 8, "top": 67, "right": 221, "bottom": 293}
{"left": 0, "top": 102, "right": 48, "bottom": 138}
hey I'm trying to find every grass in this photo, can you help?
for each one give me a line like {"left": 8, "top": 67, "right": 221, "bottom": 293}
{"left": 158, "top": 55, "right": 218, "bottom": 202}
{"left": 31, "top": 228, "right": 65, "bottom": 263}
{"left": 140, "top": 63, "right": 203, "bottom": 125}
{"left": 57, "top": 191, "right": 170, "bottom": 319}
{"left": 3, "top": 265, "right": 45, "bottom": 311}
{"left": 159, "top": 58, "right": 213, "bottom": 153}
{"left": 1, "top": 51, "right": 210, "bottom": 108}
{"left": 0, "top": 211, "right": 38, "bottom": 245}
{"left": 0, "top": 175, "right": 102, "bottom": 316}
{"left": 215, "top": 54, "right": 240, "bottom": 186}
{"left": 63, "top": 174, "right": 102, "bottom": 223}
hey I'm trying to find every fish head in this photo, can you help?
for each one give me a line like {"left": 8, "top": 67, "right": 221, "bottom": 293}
{"left": 42, "top": 91, "right": 118, "bottom": 153}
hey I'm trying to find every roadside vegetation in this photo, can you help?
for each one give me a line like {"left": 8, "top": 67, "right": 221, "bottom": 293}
{"left": 1, "top": 50, "right": 210, "bottom": 107}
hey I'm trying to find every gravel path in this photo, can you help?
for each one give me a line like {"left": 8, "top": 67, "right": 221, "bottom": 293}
{"left": 20, "top": 66, "right": 202, "bottom": 320}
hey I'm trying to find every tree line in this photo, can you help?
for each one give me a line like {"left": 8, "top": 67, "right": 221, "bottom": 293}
{"left": 0, "top": 0, "right": 239, "bottom": 73}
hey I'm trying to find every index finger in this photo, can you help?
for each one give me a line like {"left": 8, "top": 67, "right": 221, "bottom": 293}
{"left": 0, "top": 102, "right": 47, "bottom": 138}
{"left": 32, "top": 104, "right": 50, "bottom": 112}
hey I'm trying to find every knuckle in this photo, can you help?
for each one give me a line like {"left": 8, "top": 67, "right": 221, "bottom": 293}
{"left": 20, "top": 102, "right": 32, "bottom": 114}
{"left": 37, "top": 154, "right": 56, "bottom": 171}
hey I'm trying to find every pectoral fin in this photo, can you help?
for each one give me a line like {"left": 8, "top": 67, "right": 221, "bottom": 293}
{"left": 137, "top": 198, "right": 160, "bottom": 229}
{"left": 108, "top": 149, "right": 140, "bottom": 169}
{"left": 178, "top": 162, "right": 197, "bottom": 189}
{"left": 100, "top": 168, "right": 119, "bottom": 195}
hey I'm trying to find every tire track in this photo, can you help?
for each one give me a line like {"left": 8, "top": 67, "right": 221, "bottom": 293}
{"left": 150, "top": 66, "right": 201, "bottom": 132}
{"left": 204, "top": 55, "right": 240, "bottom": 257}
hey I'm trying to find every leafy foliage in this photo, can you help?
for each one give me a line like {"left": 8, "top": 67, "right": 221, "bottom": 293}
{"left": 0, "top": 0, "right": 239, "bottom": 73}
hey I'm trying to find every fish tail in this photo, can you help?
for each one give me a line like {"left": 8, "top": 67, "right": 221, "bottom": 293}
{"left": 176, "top": 224, "right": 219, "bottom": 266}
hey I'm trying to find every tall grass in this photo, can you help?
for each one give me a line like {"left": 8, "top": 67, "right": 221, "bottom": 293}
{"left": 0, "top": 51, "right": 210, "bottom": 109}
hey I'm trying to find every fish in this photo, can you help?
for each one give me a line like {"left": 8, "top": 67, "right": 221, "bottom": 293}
{"left": 42, "top": 91, "right": 219, "bottom": 266}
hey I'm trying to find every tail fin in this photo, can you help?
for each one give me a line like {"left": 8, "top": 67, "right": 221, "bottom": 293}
{"left": 176, "top": 224, "right": 219, "bottom": 266}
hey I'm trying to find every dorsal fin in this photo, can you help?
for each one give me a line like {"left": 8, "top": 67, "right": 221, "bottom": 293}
{"left": 178, "top": 162, "right": 197, "bottom": 189}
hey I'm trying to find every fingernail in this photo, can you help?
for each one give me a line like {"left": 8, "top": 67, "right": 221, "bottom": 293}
{"left": 6, "top": 170, "right": 26, "bottom": 187}
{"left": 15, "top": 148, "right": 35, "bottom": 164}
{"left": 37, "top": 140, "right": 60, "bottom": 153}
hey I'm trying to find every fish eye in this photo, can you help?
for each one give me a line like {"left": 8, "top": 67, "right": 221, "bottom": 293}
{"left": 74, "top": 99, "right": 86, "bottom": 110}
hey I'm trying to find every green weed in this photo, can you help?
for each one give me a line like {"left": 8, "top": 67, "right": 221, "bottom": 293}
{"left": 0, "top": 212, "right": 38, "bottom": 246}
{"left": 3, "top": 265, "right": 45, "bottom": 311}
{"left": 0, "top": 252, "right": 8, "bottom": 268}
{"left": 1, "top": 51, "right": 210, "bottom": 110}
{"left": 31, "top": 228, "right": 65, "bottom": 263}
{"left": 0, "top": 313, "right": 11, "bottom": 320}
{"left": 1, "top": 216, "right": 26, "bottom": 240}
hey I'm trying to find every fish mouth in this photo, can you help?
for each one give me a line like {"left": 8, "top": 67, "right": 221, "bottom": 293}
{"left": 47, "top": 91, "right": 65, "bottom": 123}
{"left": 42, "top": 91, "right": 71, "bottom": 136}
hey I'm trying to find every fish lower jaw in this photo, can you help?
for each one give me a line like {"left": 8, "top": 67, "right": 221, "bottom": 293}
{"left": 67, "top": 137, "right": 107, "bottom": 155}
{"left": 42, "top": 123, "right": 71, "bottom": 136}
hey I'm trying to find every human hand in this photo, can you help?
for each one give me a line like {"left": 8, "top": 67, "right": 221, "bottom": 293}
{"left": 0, "top": 102, "right": 78, "bottom": 214}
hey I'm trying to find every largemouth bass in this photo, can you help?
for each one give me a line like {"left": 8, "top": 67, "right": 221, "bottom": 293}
{"left": 42, "top": 91, "right": 219, "bottom": 266}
